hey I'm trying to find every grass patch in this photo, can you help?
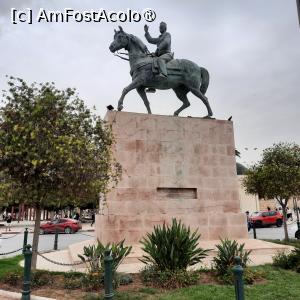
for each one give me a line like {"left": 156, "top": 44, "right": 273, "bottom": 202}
{"left": 263, "top": 239, "right": 300, "bottom": 248}
{"left": 137, "top": 287, "right": 157, "bottom": 294}
{"left": 0, "top": 255, "right": 23, "bottom": 279}
{"left": 157, "top": 265, "right": 300, "bottom": 300}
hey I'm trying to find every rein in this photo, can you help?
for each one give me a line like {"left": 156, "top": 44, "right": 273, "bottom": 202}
{"left": 114, "top": 51, "right": 129, "bottom": 61}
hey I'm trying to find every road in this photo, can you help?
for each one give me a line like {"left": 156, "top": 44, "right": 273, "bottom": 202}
{"left": 248, "top": 222, "right": 299, "bottom": 240}
{"left": 0, "top": 231, "right": 94, "bottom": 258}
{"left": 1, "top": 222, "right": 299, "bottom": 259}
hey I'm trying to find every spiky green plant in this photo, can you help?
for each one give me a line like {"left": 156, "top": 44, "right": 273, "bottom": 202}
{"left": 213, "top": 238, "right": 251, "bottom": 276}
{"left": 78, "top": 239, "right": 132, "bottom": 274}
{"left": 140, "top": 219, "right": 210, "bottom": 271}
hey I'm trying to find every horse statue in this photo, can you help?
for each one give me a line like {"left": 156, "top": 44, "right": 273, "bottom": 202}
{"left": 109, "top": 26, "right": 213, "bottom": 117}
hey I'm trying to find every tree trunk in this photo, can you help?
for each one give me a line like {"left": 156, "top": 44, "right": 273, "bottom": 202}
{"left": 282, "top": 204, "right": 289, "bottom": 241}
{"left": 31, "top": 206, "right": 41, "bottom": 270}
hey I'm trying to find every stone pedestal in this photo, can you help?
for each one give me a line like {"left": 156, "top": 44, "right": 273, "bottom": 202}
{"left": 95, "top": 111, "right": 248, "bottom": 244}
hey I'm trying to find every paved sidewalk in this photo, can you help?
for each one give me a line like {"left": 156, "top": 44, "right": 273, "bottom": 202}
{"left": 0, "top": 220, "right": 95, "bottom": 234}
{"left": 0, "top": 289, "right": 55, "bottom": 300}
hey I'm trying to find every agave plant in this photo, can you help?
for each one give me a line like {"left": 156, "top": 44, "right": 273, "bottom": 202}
{"left": 78, "top": 242, "right": 102, "bottom": 273}
{"left": 78, "top": 239, "right": 132, "bottom": 274}
{"left": 140, "top": 218, "right": 210, "bottom": 271}
{"left": 213, "top": 238, "right": 251, "bottom": 276}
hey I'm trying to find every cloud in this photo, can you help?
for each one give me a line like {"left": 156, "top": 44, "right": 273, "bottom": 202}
{"left": 0, "top": 0, "right": 34, "bottom": 17}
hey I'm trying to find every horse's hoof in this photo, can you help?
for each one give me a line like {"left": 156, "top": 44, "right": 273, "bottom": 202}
{"left": 118, "top": 105, "right": 123, "bottom": 111}
{"left": 203, "top": 115, "right": 214, "bottom": 119}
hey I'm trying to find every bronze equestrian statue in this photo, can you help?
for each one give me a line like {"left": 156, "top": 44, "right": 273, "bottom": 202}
{"left": 109, "top": 24, "right": 213, "bottom": 117}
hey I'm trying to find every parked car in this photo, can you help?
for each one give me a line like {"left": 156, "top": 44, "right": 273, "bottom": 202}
{"left": 40, "top": 218, "right": 82, "bottom": 234}
{"left": 250, "top": 211, "right": 283, "bottom": 227}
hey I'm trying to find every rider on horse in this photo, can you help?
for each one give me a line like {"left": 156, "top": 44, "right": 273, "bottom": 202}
{"left": 109, "top": 25, "right": 212, "bottom": 117}
{"left": 144, "top": 22, "right": 173, "bottom": 78}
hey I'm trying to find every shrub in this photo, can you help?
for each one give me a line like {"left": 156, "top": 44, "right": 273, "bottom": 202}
{"left": 64, "top": 272, "right": 84, "bottom": 289}
{"left": 289, "top": 246, "right": 300, "bottom": 267}
{"left": 78, "top": 239, "right": 132, "bottom": 275}
{"left": 81, "top": 273, "right": 103, "bottom": 291}
{"left": 140, "top": 219, "right": 210, "bottom": 271}
{"left": 273, "top": 251, "right": 292, "bottom": 269}
{"left": 31, "top": 270, "right": 53, "bottom": 287}
{"left": 64, "top": 277, "right": 82, "bottom": 290}
{"left": 118, "top": 273, "right": 133, "bottom": 285}
{"left": 219, "top": 268, "right": 263, "bottom": 285}
{"left": 3, "top": 270, "right": 54, "bottom": 288}
{"left": 273, "top": 246, "right": 300, "bottom": 272}
{"left": 63, "top": 271, "right": 84, "bottom": 279}
{"left": 141, "top": 265, "right": 199, "bottom": 289}
{"left": 213, "top": 238, "right": 251, "bottom": 277}
{"left": 243, "top": 268, "right": 265, "bottom": 285}
{"left": 3, "top": 271, "right": 22, "bottom": 285}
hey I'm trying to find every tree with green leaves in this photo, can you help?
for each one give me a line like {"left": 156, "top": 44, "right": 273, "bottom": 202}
{"left": 0, "top": 77, "right": 121, "bottom": 269}
{"left": 243, "top": 142, "right": 300, "bottom": 241}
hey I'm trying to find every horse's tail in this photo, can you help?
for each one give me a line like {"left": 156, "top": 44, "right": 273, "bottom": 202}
{"left": 200, "top": 67, "right": 210, "bottom": 95}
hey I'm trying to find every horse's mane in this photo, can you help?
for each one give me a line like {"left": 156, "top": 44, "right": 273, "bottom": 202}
{"left": 129, "top": 34, "right": 149, "bottom": 54}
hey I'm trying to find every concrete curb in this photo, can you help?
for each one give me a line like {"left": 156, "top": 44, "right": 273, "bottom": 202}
{"left": 0, "top": 289, "right": 56, "bottom": 300}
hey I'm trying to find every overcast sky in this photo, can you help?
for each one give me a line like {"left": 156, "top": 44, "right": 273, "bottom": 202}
{"left": 0, "top": 0, "right": 299, "bottom": 166}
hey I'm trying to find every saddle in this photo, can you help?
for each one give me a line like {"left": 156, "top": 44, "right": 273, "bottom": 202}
{"left": 151, "top": 53, "right": 182, "bottom": 75}
{"left": 130, "top": 54, "right": 182, "bottom": 76}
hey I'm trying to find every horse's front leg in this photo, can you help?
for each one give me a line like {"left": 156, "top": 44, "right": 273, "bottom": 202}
{"left": 136, "top": 87, "right": 152, "bottom": 114}
{"left": 118, "top": 80, "right": 141, "bottom": 111}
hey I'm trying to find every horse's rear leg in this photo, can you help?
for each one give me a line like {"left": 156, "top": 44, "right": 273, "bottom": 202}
{"left": 136, "top": 87, "right": 152, "bottom": 114}
{"left": 173, "top": 87, "right": 190, "bottom": 116}
{"left": 189, "top": 87, "right": 213, "bottom": 117}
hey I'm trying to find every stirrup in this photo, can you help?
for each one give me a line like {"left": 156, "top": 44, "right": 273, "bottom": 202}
{"left": 146, "top": 88, "right": 156, "bottom": 93}
{"left": 158, "top": 73, "right": 167, "bottom": 78}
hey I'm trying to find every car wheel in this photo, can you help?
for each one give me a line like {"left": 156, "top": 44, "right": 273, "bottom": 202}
{"left": 40, "top": 228, "right": 45, "bottom": 235}
{"left": 276, "top": 219, "right": 283, "bottom": 227}
{"left": 255, "top": 221, "right": 263, "bottom": 228}
{"left": 295, "top": 230, "right": 300, "bottom": 239}
{"left": 64, "top": 227, "right": 73, "bottom": 234}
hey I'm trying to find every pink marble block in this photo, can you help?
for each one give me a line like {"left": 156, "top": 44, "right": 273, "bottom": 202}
{"left": 96, "top": 111, "right": 248, "bottom": 244}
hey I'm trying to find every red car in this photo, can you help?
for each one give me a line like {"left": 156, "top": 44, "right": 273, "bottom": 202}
{"left": 40, "top": 218, "right": 82, "bottom": 234}
{"left": 250, "top": 211, "right": 283, "bottom": 227}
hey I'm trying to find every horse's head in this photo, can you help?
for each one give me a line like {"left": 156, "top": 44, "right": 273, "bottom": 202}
{"left": 109, "top": 26, "right": 129, "bottom": 53}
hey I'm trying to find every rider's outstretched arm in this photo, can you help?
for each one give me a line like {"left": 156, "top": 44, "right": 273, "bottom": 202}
{"left": 145, "top": 31, "right": 159, "bottom": 44}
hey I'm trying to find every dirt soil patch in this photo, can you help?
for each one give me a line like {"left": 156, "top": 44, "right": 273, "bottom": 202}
{"left": 0, "top": 271, "right": 265, "bottom": 300}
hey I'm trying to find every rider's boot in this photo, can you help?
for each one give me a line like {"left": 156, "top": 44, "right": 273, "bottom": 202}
{"left": 158, "top": 59, "right": 168, "bottom": 77}
{"left": 146, "top": 59, "right": 167, "bottom": 92}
